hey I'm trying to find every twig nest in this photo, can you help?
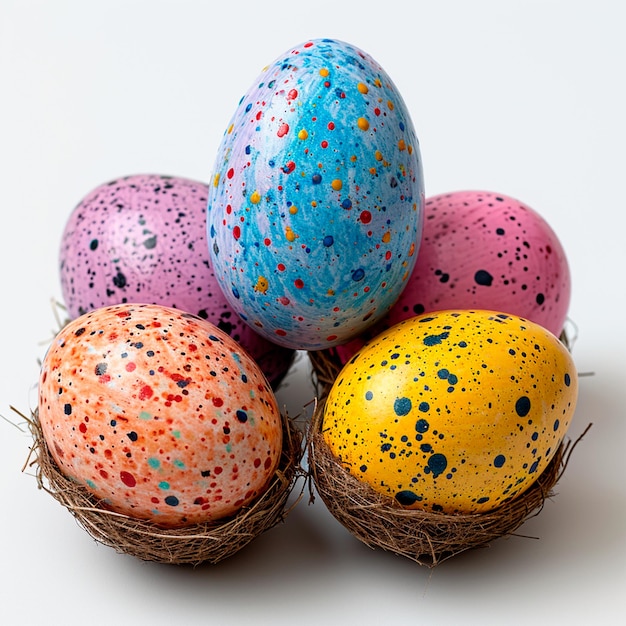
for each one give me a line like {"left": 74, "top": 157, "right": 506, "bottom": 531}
{"left": 27, "top": 303, "right": 308, "bottom": 564}
{"left": 307, "top": 311, "right": 585, "bottom": 566}
{"left": 309, "top": 397, "right": 584, "bottom": 566}
{"left": 25, "top": 407, "right": 305, "bottom": 566}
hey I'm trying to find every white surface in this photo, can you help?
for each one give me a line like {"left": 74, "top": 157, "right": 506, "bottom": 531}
{"left": 1, "top": 1, "right": 624, "bottom": 624}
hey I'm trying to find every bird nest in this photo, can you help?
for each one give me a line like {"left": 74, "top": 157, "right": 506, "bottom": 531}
{"left": 306, "top": 329, "right": 589, "bottom": 567}
{"left": 23, "top": 407, "right": 306, "bottom": 566}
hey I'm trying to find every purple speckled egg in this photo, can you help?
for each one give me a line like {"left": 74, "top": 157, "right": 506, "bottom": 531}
{"left": 335, "top": 190, "right": 571, "bottom": 363}
{"left": 59, "top": 174, "right": 295, "bottom": 387}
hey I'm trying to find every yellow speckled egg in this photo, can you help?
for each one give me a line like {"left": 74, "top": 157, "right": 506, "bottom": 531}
{"left": 322, "top": 309, "right": 578, "bottom": 514}
{"left": 38, "top": 303, "right": 283, "bottom": 528}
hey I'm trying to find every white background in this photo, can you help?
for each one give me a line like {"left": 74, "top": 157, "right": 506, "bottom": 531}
{"left": 1, "top": 1, "right": 624, "bottom": 624}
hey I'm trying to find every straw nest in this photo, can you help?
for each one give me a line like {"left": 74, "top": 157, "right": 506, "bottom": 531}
{"left": 306, "top": 328, "right": 589, "bottom": 567}
{"left": 23, "top": 407, "right": 306, "bottom": 566}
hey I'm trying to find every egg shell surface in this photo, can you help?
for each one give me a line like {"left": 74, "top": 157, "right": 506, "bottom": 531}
{"left": 323, "top": 309, "right": 578, "bottom": 514}
{"left": 59, "top": 174, "right": 294, "bottom": 387}
{"left": 207, "top": 38, "right": 424, "bottom": 350}
{"left": 38, "top": 303, "right": 284, "bottom": 528}
{"left": 335, "top": 190, "right": 571, "bottom": 363}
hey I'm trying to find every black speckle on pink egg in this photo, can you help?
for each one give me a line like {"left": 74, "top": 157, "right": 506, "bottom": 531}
{"left": 59, "top": 174, "right": 294, "bottom": 387}
{"left": 474, "top": 269, "right": 494, "bottom": 286}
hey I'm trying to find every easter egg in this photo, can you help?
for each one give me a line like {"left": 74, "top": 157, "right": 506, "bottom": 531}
{"left": 37, "top": 303, "right": 284, "bottom": 528}
{"left": 59, "top": 174, "right": 295, "bottom": 387}
{"left": 207, "top": 38, "right": 424, "bottom": 350}
{"left": 334, "top": 190, "right": 571, "bottom": 363}
{"left": 323, "top": 309, "right": 578, "bottom": 514}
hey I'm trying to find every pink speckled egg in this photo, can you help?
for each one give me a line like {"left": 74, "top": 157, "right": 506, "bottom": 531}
{"left": 38, "top": 303, "right": 284, "bottom": 528}
{"left": 335, "top": 190, "right": 571, "bottom": 362}
{"left": 59, "top": 174, "right": 294, "bottom": 387}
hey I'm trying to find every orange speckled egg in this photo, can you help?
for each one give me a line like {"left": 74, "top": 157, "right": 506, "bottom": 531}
{"left": 323, "top": 309, "right": 578, "bottom": 514}
{"left": 38, "top": 303, "right": 283, "bottom": 528}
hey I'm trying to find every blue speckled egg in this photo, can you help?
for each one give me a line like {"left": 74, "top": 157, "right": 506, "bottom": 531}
{"left": 207, "top": 38, "right": 424, "bottom": 350}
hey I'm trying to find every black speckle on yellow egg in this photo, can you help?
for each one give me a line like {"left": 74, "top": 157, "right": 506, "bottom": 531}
{"left": 322, "top": 309, "right": 578, "bottom": 514}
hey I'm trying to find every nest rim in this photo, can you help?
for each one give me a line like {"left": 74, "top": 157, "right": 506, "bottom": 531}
{"left": 24, "top": 407, "right": 306, "bottom": 566}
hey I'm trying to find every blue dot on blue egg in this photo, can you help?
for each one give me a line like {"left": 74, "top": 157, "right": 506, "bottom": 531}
{"left": 352, "top": 268, "right": 365, "bottom": 281}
